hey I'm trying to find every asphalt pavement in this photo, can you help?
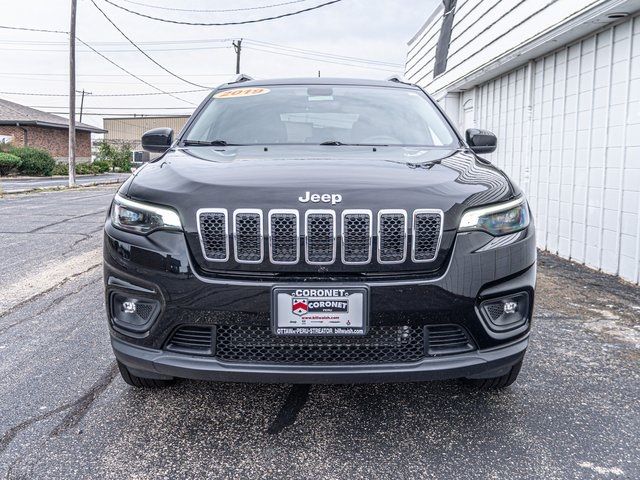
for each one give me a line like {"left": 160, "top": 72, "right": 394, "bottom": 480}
{"left": 0, "top": 173, "right": 129, "bottom": 193}
{"left": 0, "top": 186, "right": 638, "bottom": 479}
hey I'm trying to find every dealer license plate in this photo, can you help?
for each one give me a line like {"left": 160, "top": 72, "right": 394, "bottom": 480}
{"left": 272, "top": 286, "right": 368, "bottom": 336}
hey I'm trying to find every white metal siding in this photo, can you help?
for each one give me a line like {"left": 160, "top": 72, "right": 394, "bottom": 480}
{"left": 407, "top": 0, "right": 611, "bottom": 92}
{"left": 465, "top": 15, "right": 640, "bottom": 284}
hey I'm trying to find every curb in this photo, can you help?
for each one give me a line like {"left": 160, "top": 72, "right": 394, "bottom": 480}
{"left": 1, "top": 173, "right": 126, "bottom": 181}
{"left": 0, "top": 179, "right": 124, "bottom": 196}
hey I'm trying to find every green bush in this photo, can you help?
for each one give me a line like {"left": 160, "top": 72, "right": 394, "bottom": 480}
{"left": 0, "top": 152, "right": 22, "bottom": 176}
{"left": 95, "top": 141, "right": 132, "bottom": 172}
{"left": 92, "top": 160, "right": 111, "bottom": 173}
{"left": 52, "top": 163, "right": 69, "bottom": 176}
{"left": 76, "top": 163, "right": 102, "bottom": 175}
{"left": 10, "top": 146, "right": 56, "bottom": 176}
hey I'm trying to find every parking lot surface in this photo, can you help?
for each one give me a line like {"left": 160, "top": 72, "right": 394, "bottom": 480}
{"left": 0, "top": 186, "right": 638, "bottom": 479}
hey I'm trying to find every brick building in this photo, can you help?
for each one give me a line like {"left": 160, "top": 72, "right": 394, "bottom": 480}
{"left": 0, "top": 98, "right": 106, "bottom": 163}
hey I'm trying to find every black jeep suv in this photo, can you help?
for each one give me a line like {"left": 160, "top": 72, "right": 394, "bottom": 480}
{"left": 104, "top": 77, "right": 535, "bottom": 389}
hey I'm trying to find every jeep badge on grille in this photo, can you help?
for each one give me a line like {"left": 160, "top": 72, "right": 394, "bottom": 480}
{"left": 298, "top": 191, "right": 343, "bottom": 205}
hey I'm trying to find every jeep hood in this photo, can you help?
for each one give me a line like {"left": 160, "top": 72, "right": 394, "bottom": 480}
{"left": 124, "top": 145, "right": 517, "bottom": 233}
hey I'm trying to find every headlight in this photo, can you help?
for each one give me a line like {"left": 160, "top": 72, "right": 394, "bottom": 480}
{"left": 110, "top": 194, "right": 182, "bottom": 234}
{"left": 459, "top": 198, "right": 530, "bottom": 236}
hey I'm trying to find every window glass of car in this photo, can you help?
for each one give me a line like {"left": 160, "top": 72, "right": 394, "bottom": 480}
{"left": 184, "top": 85, "right": 458, "bottom": 147}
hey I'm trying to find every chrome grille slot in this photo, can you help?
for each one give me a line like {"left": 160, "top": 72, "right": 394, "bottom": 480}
{"left": 197, "top": 207, "right": 442, "bottom": 267}
{"left": 305, "top": 210, "right": 336, "bottom": 264}
{"left": 412, "top": 210, "right": 443, "bottom": 262}
{"left": 233, "top": 209, "right": 263, "bottom": 263}
{"left": 342, "top": 210, "right": 372, "bottom": 264}
{"left": 198, "top": 209, "right": 228, "bottom": 262}
{"left": 269, "top": 210, "right": 299, "bottom": 264}
{"left": 378, "top": 210, "right": 407, "bottom": 263}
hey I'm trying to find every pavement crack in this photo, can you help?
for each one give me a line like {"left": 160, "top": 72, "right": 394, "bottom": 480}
{"left": 0, "top": 363, "right": 118, "bottom": 453}
{"left": 28, "top": 210, "right": 104, "bottom": 233}
{"left": 267, "top": 384, "right": 311, "bottom": 435}
{"left": 49, "top": 362, "right": 119, "bottom": 437}
{"left": 0, "top": 264, "right": 100, "bottom": 329}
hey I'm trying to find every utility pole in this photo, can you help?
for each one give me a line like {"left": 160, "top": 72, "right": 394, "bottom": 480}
{"left": 233, "top": 39, "right": 242, "bottom": 74}
{"left": 68, "top": 0, "right": 77, "bottom": 187}
{"left": 79, "top": 89, "right": 91, "bottom": 123}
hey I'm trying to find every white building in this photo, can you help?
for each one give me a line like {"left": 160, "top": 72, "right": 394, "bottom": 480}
{"left": 406, "top": 0, "right": 640, "bottom": 284}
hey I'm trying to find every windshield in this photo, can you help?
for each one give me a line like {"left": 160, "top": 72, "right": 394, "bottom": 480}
{"left": 183, "top": 85, "right": 458, "bottom": 147}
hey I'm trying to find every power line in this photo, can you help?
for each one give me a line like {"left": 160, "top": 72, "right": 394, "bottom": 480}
{"left": 101, "top": 0, "right": 344, "bottom": 26}
{"left": 244, "top": 39, "right": 403, "bottom": 67}
{"left": 76, "top": 37, "right": 197, "bottom": 105}
{"left": 120, "top": 0, "right": 312, "bottom": 13}
{"left": 90, "top": 0, "right": 210, "bottom": 89}
{"left": 0, "top": 45, "right": 233, "bottom": 53}
{"left": 42, "top": 112, "right": 191, "bottom": 116}
{"left": 0, "top": 24, "right": 67, "bottom": 34}
{"left": 0, "top": 72, "right": 232, "bottom": 77}
{"left": 0, "top": 38, "right": 235, "bottom": 46}
{"left": 242, "top": 45, "right": 398, "bottom": 72}
{"left": 0, "top": 89, "right": 208, "bottom": 97}
{"left": 0, "top": 23, "right": 200, "bottom": 103}
{"left": 32, "top": 106, "right": 196, "bottom": 110}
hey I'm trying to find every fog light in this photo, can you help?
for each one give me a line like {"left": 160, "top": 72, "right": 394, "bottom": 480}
{"left": 480, "top": 292, "right": 530, "bottom": 332}
{"left": 503, "top": 301, "right": 518, "bottom": 314}
{"left": 122, "top": 301, "right": 137, "bottom": 314}
{"left": 110, "top": 292, "right": 160, "bottom": 333}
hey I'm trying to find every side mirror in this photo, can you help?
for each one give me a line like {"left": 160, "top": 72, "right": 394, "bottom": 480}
{"left": 141, "top": 128, "right": 173, "bottom": 153}
{"left": 465, "top": 129, "right": 497, "bottom": 154}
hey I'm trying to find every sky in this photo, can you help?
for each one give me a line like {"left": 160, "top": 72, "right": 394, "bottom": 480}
{"left": 0, "top": 0, "right": 440, "bottom": 129}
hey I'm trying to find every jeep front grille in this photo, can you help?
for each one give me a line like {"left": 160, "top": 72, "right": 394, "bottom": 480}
{"left": 305, "top": 210, "right": 336, "bottom": 264}
{"left": 233, "top": 209, "right": 263, "bottom": 263}
{"left": 378, "top": 210, "right": 407, "bottom": 263}
{"left": 198, "top": 209, "right": 229, "bottom": 261}
{"left": 412, "top": 210, "right": 443, "bottom": 262}
{"left": 197, "top": 208, "right": 443, "bottom": 266}
{"left": 269, "top": 210, "right": 299, "bottom": 264}
{"left": 342, "top": 210, "right": 372, "bottom": 264}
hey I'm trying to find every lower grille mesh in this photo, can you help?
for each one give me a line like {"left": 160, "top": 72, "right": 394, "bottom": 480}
{"left": 425, "top": 325, "right": 474, "bottom": 355}
{"left": 215, "top": 325, "right": 424, "bottom": 364}
{"left": 166, "top": 324, "right": 475, "bottom": 363}
{"left": 166, "top": 326, "right": 214, "bottom": 355}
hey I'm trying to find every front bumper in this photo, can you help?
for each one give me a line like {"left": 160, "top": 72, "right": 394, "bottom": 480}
{"left": 112, "top": 334, "right": 528, "bottom": 384}
{"left": 104, "top": 221, "right": 536, "bottom": 383}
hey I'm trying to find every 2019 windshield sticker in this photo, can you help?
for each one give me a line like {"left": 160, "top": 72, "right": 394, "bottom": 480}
{"left": 214, "top": 88, "right": 270, "bottom": 99}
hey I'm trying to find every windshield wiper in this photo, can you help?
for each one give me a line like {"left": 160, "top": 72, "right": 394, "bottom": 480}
{"left": 182, "top": 139, "right": 232, "bottom": 146}
{"left": 320, "top": 141, "right": 390, "bottom": 147}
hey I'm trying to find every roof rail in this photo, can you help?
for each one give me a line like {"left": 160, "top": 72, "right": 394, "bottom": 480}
{"left": 232, "top": 74, "right": 254, "bottom": 84}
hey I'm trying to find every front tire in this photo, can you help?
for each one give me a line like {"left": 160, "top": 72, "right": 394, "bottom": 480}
{"left": 463, "top": 358, "right": 523, "bottom": 390}
{"left": 117, "top": 361, "right": 175, "bottom": 388}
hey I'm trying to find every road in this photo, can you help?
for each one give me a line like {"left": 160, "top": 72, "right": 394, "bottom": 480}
{"left": 0, "top": 173, "right": 129, "bottom": 193}
{"left": 0, "top": 186, "right": 638, "bottom": 479}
